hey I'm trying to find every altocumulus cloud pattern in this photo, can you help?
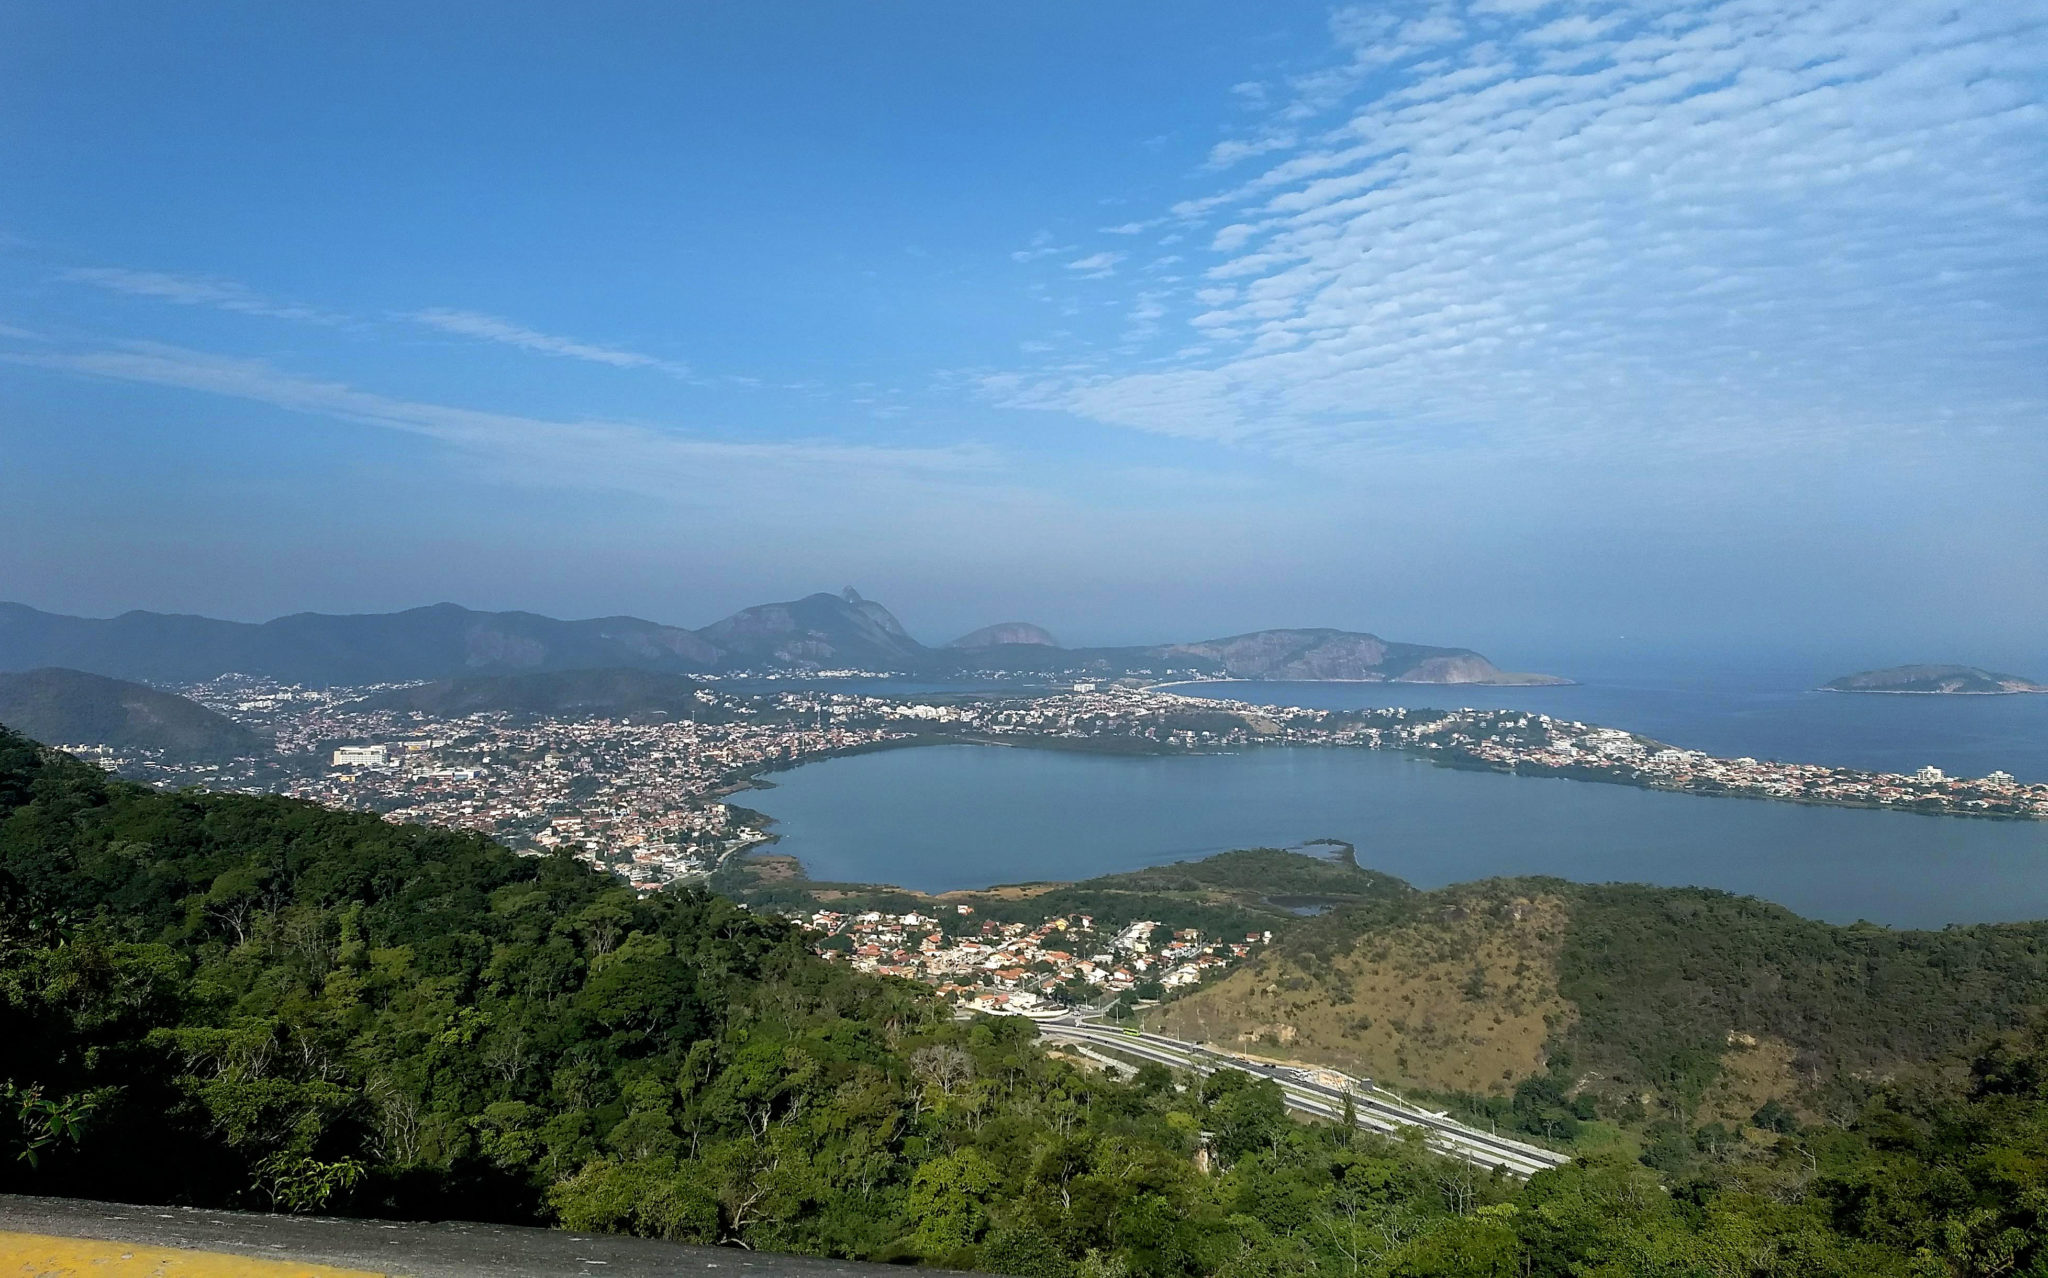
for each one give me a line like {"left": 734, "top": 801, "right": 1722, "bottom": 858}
{"left": 1001, "top": 0, "right": 2048, "bottom": 466}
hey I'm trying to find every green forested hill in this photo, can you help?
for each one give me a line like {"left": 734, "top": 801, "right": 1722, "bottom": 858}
{"left": 714, "top": 844, "right": 1414, "bottom": 939}
{"left": 1558, "top": 883, "right": 2048, "bottom": 1111}
{"left": 348, "top": 666, "right": 728, "bottom": 721}
{"left": 0, "top": 666, "right": 268, "bottom": 761}
{"left": 6, "top": 724, "right": 2048, "bottom": 1276}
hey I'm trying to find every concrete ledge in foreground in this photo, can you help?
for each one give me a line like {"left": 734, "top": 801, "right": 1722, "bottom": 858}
{"left": 0, "top": 1194, "right": 981, "bottom": 1277}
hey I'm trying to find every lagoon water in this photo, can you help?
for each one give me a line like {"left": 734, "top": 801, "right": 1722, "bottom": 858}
{"left": 752, "top": 743, "right": 2048, "bottom": 929}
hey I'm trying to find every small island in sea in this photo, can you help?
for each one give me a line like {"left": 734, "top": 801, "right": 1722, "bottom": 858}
{"left": 1824, "top": 664, "right": 2047, "bottom": 695}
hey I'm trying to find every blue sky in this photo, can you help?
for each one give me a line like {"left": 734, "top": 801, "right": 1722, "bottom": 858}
{"left": 1, "top": 1, "right": 2043, "bottom": 670}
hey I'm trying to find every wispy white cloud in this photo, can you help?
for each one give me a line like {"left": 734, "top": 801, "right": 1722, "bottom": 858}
{"left": 1066, "top": 251, "right": 1125, "bottom": 278}
{"left": 408, "top": 308, "right": 695, "bottom": 379}
{"left": 1124, "top": 295, "right": 1168, "bottom": 344}
{"left": 1205, "top": 134, "right": 1299, "bottom": 169}
{"left": 7, "top": 342, "right": 996, "bottom": 498}
{"left": 1002, "top": 0, "right": 2048, "bottom": 466}
{"left": 65, "top": 267, "right": 343, "bottom": 323}
{"left": 64, "top": 265, "right": 711, "bottom": 384}
{"left": 1011, "top": 230, "right": 1075, "bottom": 262}
{"left": 1521, "top": 13, "right": 1619, "bottom": 44}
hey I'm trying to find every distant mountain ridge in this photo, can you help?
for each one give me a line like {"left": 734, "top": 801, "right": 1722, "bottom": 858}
{"left": 351, "top": 668, "right": 729, "bottom": 721}
{"left": 1825, "top": 664, "right": 2046, "bottom": 695}
{"left": 0, "top": 600, "right": 716, "bottom": 686}
{"left": 0, "top": 592, "right": 1565, "bottom": 687}
{"left": 0, "top": 667, "right": 268, "bottom": 761}
{"left": 947, "top": 621, "right": 1060, "bottom": 649}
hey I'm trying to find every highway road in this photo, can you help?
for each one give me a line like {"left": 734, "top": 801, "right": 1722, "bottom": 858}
{"left": 1036, "top": 1020, "right": 1570, "bottom": 1178}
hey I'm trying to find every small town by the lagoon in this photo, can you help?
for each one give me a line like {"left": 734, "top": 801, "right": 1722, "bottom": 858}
{"left": 66, "top": 679, "right": 2048, "bottom": 885}
{"left": 35, "top": 672, "right": 2043, "bottom": 1025}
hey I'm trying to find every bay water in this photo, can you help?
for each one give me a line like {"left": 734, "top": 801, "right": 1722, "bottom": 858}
{"left": 1170, "top": 676, "right": 2048, "bottom": 783}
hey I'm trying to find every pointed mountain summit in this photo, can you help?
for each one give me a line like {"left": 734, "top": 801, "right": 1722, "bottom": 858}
{"left": 696, "top": 589, "right": 927, "bottom": 670}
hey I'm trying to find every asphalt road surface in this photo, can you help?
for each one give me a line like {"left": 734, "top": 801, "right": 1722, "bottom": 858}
{"left": 1036, "top": 1019, "right": 1569, "bottom": 1177}
{"left": 0, "top": 1195, "right": 983, "bottom": 1277}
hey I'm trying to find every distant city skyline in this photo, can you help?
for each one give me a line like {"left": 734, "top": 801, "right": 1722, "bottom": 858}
{"left": 2, "top": 1, "right": 2042, "bottom": 668}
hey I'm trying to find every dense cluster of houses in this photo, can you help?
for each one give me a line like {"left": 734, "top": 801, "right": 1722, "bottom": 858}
{"left": 802, "top": 907, "right": 1272, "bottom": 1016}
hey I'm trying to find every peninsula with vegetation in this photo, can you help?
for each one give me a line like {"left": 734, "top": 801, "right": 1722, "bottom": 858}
{"left": 1824, "top": 663, "right": 2047, "bottom": 694}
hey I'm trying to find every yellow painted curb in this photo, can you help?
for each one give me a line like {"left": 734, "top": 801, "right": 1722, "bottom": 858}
{"left": 0, "top": 1230, "right": 389, "bottom": 1278}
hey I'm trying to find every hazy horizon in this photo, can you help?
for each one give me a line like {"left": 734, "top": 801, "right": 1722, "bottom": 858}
{"left": 4, "top": 589, "right": 2038, "bottom": 686}
{"left": 4, "top": 3, "right": 2042, "bottom": 670}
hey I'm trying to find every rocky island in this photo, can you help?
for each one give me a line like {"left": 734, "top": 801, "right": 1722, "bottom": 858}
{"left": 1825, "top": 664, "right": 2046, "bottom": 694}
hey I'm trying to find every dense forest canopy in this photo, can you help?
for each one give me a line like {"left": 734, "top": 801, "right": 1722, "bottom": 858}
{"left": 4, "top": 723, "right": 2048, "bottom": 1276}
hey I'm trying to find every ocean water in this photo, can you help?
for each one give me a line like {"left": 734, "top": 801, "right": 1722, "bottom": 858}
{"left": 1168, "top": 676, "right": 2048, "bottom": 783}
{"left": 750, "top": 743, "right": 2048, "bottom": 929}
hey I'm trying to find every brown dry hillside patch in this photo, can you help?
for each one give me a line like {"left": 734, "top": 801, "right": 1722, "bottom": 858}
{"left": 742, "top": 854, "right": 807, "bottom": 883}
{"left": 1148, "top": 890, "right": 1573, "bottom": 1096}
{"left": 1693, "top": 1033, "right": 1812, "bottom": 1130}
{"left": 943, "top": 883, "right": 1064, "bottom": 903}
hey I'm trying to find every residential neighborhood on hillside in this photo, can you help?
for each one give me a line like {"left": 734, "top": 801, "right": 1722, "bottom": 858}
{"left": 804, "top": 907, "right": 1272, "bottom": 1017}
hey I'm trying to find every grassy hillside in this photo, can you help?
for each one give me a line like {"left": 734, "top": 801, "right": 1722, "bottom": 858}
{"left": 1151, "top": 872, "right": 2048, "bottom": 1140}
{"left": 1151, "top": 882, "right": 1574, "bottom": 1096}
{"left": 0, "top": 666, "right": 268, "bottom": 761}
